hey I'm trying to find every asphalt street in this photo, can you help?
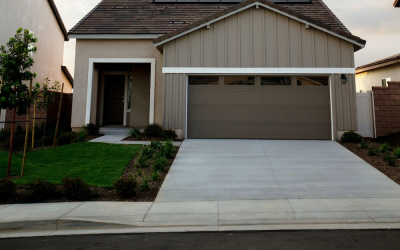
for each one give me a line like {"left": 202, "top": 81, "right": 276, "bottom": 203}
{"left": 2, "top": 230, "right": 400, "bottom": 250}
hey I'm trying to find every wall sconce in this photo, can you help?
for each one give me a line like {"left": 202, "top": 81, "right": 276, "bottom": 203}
{"left": 341, "top": 74, "right": 347, "bottom": 84}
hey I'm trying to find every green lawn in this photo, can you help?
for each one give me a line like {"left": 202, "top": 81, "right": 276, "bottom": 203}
{"left": 0, "top": 142, "right": 141, "bottom": 188}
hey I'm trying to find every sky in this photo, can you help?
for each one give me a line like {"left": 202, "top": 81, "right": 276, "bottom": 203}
{"left": 54, "top": 0, "right": 400, "bottom": 76}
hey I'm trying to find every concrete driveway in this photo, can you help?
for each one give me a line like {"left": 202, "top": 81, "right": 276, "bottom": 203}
{"left": 156, "top": 140, "right": 400, "bottom": 202}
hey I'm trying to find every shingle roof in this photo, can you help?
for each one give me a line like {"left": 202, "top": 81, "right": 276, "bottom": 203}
{"left": 153, "top": 0, "right": 365, "bottom": 47}
{"left": 69, "top": 0, "right": 352, "bottom": 36}
{"left": 356, "top": 53, "right": 400, "bottom": 74}
{"left": 48, "top": 0, "right": 69, "bottom": 41}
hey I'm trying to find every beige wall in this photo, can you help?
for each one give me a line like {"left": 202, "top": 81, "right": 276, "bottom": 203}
{"left": 356, "top": 63, "right": 400, "bottom": 92}
{"left": 0, "top": 0, "right": 72, "bottom": 92}
{"left": 72, "top": 40, "right": 163, "bottom": 128}
{"left": 163, "top": 7, "right": 355, "bottom": 68}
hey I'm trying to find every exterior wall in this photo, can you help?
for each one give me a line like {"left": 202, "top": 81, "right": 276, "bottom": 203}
{"left": 130, "top": 64, "right": 151, "bottom": 128}
{"left": 356, "top": 63, "right": 400, "bottom": 92}
{"left": 0, "top": 0, "right": 72, "bottom": 92}
{"left": 72, "top": 39, "right": 163, "bottom": 129}
{"left": 164, "top": 8, "right": 355, "bottom": 68}
{"left": 163, "top": 73, "right": 358, "bottom": 139}
{"left": 372, "top": 82, "right": 400, "bottom": 137}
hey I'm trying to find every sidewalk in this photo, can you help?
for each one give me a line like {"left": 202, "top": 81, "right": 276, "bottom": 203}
{"left": 2, "top": 198, "right": 400, "bottom": 238}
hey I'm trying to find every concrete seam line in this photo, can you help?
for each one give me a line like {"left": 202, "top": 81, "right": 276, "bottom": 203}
{"left": 143, "top": 202, "right": 155, "bottom": 222}
{"left": 56, "top": 202, "right": 86, "bottom": 231}
{"left": 286, "top": 200, "right": 298, "bottom": 220}
{"left": 0, "top": 205, "right": 12, "bottom": 211}
{"left": 349, "top": 198, "right": 376, "bottom": 222}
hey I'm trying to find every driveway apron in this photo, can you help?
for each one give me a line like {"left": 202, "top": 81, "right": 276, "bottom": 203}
{"left": 156, "top": 140, "right": 400, "bottom": 202}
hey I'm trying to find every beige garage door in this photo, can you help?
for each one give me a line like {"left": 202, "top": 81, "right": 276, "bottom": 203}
{"left": 187, "top": 76, "right": 332, "bottom": 139}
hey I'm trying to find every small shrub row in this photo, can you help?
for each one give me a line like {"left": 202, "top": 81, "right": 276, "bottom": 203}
{"left": 0, "top": 177, "right": 94, "bottom": 202}
{"left": 127, "top": 124, "right": 178, "bottom": 141}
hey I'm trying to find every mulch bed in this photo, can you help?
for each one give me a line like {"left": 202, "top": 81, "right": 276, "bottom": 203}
{"left": 340, "top": 140, "right": 400, "bottom": 185}
{"left": 122, "top": 136, "right": 183, "bottom": 142}
{"left": 0, "top": 146, "right": 179, "bottom": 204}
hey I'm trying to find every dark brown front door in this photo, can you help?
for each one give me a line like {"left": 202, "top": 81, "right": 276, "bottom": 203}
{"left": 103, "top": 75, "right": 125, "bottom": 125}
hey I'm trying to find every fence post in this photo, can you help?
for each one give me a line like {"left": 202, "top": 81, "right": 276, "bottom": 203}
{"left": 21, "top": 79, "right": 32, "bottom": 177}
{"left": 53, "top": 83, "right": 64, "bottom": 147}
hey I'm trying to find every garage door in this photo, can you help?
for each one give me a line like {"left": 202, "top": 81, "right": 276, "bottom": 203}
{"left": 187, "top": 76, "right": 331, "bottom": 139}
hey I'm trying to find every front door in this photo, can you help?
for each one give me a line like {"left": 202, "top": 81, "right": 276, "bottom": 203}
{"left": 103, "top": 75, "right": 125, "bottom": 125}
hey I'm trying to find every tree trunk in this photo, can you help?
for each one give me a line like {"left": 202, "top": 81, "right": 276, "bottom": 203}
{"left": 7, "top": 107, "right": 17, "bottom": 177}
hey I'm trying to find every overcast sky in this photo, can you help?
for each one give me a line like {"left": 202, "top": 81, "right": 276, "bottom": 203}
{"left": 54, "top": 0, "right": 400, "bottom": 76}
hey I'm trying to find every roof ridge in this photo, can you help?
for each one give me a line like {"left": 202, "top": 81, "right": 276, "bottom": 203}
{"left": 153, "top": 0, "right": 366, "bottom": 47}
{"left": 47, "top": 0, "right": 69, "bottom": 41}
{"left": 356, "top": 53, "right": 400, "bottom": 70}
{"left": 69, "top": 0, "right": 106, "bottom": 34}
{"left": 317, "top": 0, "right": 350, "bottom": 34}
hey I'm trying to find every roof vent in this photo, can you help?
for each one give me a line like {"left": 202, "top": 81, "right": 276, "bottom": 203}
{"left": 113, "top": 6, "right": 128, "bottom": 9}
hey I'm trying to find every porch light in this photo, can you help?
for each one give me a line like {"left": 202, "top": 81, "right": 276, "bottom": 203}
{"left": 341, "top": 74, "right": 347, "bottom": 84}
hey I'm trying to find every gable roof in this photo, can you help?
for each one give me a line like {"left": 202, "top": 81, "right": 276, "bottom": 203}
{"left": 153, "top": 0, "right": 366, "bottom": 50}
{"left": 48, "top": 0, "right": 69, "bottom": 41}
{"left": 69, "top": 0, "right": 351, "bottom": 37}
{"left": 395, "top": 0, "right": 400, "bottom": 7}
{"left": 356, "top": 53, "right": 400, "bottom": 74}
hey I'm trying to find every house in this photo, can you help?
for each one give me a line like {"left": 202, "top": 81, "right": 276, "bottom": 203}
{"left": 355, "top": 53, "right": 400, "bottom": 92}
{"left": 395, "top": 0, "right": 399, "bottom": 7}
{"left": 68, "top": 0, "right": 366, "bottom": 140}
{"left": 0, "top": 0, "right": 73, "bottom": 130}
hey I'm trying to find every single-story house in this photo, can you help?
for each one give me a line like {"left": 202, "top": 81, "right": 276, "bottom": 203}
{"left": 0, "top": 0, "right": 73, "bottom": 130}
{"left": 356, "top": 53, "right": 400, "bottom": 92}
{"left": 68, "top": 0, "right": 366, "bottom": 140}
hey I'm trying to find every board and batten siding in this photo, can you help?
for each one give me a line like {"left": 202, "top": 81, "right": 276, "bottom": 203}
{"left": 161, "top": 7, "right": 358, "bottom": 139}
{"left": 163, "top": 8, "right": 355, "bottom": 68}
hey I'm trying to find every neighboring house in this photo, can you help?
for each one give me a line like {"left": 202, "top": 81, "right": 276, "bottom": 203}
{"left": 355, "top": 53, "right": 400, "bottom": 92}
{"left": 69, "top": 0, "right": 366, "bottom": 140}
{"left": 395, "top": 0, "right": 399, "bottom": 7}
{"left": 0, "top": 0, "right": 73, "bottom": 130}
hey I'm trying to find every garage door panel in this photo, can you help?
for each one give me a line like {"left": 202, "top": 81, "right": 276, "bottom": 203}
{"left": 188, "top": 84, "right": 331, "bottom": 139}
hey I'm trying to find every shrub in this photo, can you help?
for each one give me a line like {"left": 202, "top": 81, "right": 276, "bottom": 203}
{"left": 152, "top": 155, "right": 168, "bottom": 172}
{"left": 35, "top": 136, "right": 53, "bottom": 148}
{"left": 150, "top": 141, "right": 162, "bottom": 150}
{"left": 74, "top": 129, "right": 87, "bottom": 143}
{"left": 394, "top": 148, "right": 400, "bottom": 159}
{"left": 151, "top": 171, "right": 160, "bottom": 181}
{"left": 145, "top": 124, "right": 163, "bottom": 138}
{"left": 368, "top": 147, "right": 378, "bottom": 156}
{"left": 0, "top": 129, "right": 10, "bottom": 142}
{"left": 341, "top": 130, "right": 363, "bottom": 143}
{"left": 3, "top": 134, "right": 25, "bottom": 149}
{"left": 162, "top": 130, "right": 177, "bottom": 141}
{"left": 358, "top": 140, "right": 369, "bottom": 149}
{"left": 162, "top": 140, "right": 176, "bottom": 159}
{"left": 378, "top": 142, "right": 391, "bottom": 154}
{"left": 140, "top": 145, "right": 154, "bottom": 159}
{"left": 383, "top": 153, "right": 396, "bottom": 167}
{"left": 127, "top": 128, "right": 141, "bottom": 140}
{"left": 113, "top": 177, "right": 137, "bottom": 198}
{"left": 135, "top": 155, "right": 148, "bottom": 168}
{"left": 62, "top": 176, "right": 92, "bottom": 201}
{"left": 138, "top": 177, "right": 149, "bottom": 193}
{"left": 136, "top": 168, "right": 142, "bottom": 176}
{"left": 0, "top": 178, "right": 16, "bottom": 201}
{"left": 26, "top": 179, "right": 58, "bottom": 201}
{"left": 85, "top": 123, "right": 100, "bottom": 135}
{"left": 57, "top": 132, "right": 74, "bottom": 146}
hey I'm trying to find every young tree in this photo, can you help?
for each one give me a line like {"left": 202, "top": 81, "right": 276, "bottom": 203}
{"left": 0, "top": 28, "right": 38, "bottom": 177}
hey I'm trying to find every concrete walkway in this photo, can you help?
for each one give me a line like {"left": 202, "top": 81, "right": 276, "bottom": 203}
{"left": 89, "top": 127, "right": 182, "bottom": 146}
{"left": 156, "top": 140, "right": 400, "bottom": 201}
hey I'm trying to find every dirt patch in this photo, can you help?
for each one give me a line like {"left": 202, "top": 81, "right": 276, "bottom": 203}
{"left": 340, "top": 141, "right": 400, "bottom": 185}
{"left": 371, "top": 132, "right": 400, "bottom": 148}
{"left": 0, "top": 146, "right": 179, "bottom": 204}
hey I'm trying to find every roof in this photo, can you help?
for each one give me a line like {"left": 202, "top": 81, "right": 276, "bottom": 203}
{"left": 61, "top": 65, "right": 74, "bottom": 86}
{"left": 48, "top": 0, "right": 69, "bottom": 41}
{"left": 153, "top": 0, "right": 366, "bottom": 49}
{"left": 395, "top": 0, "right": 400, "bottom": 7}
{"left": 356, "top": 53, "right": 400, "bottom": 74}
{"left": 69, "top": 0, "right": 352, "bottom": 36}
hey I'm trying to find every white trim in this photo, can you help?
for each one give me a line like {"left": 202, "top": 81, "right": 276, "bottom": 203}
{"left": 86, "top": 58, "right": 156, "bottom": 125}
{"left": 154, "top": 2, "right": 365, "bottom": 49}
{"left": 69, "top": 34, "right": 163, "bottom": 40}
{"left": 185, "top": 74, "right": 189, "bottom": 139}
{"left": 329, "top": 75, "right": 335, "bottom": 141}
{"left": 0, "top": 109, "right": 5, "bottom": 130}
{"left": 163, "top": 67, "right": 355, "bottom": 75}
{"left": 123, "top": 74, "right": 128, "bottom": 126}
